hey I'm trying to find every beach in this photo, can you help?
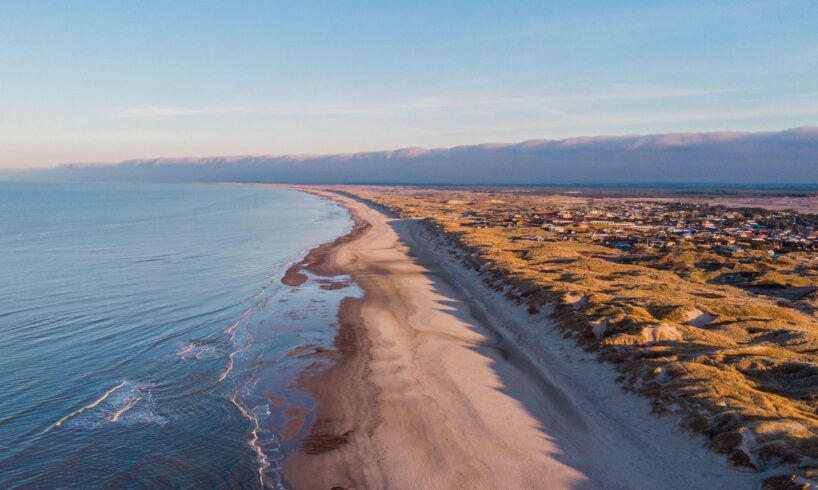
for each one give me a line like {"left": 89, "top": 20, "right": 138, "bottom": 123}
{"left": 280, "top": 187, "right": 762, "bottom": 489}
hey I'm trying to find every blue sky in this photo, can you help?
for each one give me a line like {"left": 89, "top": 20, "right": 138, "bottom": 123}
{"left": 1, "top": 1, "right": 816, "bottom": 168}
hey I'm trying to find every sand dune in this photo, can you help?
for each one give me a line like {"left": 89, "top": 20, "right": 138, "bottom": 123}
{"left": 282, "top": 188, "right": 760, "bottom": 489}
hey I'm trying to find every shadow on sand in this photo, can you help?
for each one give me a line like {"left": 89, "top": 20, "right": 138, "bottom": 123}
{"left": 332, "top": 190, "right": 759, "bottom": 490}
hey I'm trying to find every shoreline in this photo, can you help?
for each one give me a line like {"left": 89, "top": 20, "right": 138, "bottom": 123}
{"left": 277, "top": 185, "right": 763, "bottom": 489}
{"left": 278, "top": 187, "right": 381, "bottom": 487}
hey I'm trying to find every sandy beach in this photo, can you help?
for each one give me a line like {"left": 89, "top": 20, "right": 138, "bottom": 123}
{"left": 281, "top": 187, "right": 763, "bottom": 489}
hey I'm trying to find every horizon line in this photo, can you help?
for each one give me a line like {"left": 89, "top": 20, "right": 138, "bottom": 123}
{"left": 5, "top": 125, "right": 816, "bottom": 172}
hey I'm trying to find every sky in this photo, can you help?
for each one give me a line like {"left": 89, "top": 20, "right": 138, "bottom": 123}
{"left": 1, "top": 0, "right": 817, "bottom": 169}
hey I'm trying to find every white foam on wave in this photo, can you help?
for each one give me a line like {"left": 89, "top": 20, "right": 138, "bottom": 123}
{"left": 49, "top": 381, "right": 166, "bottom": 430}
{"left": 109, "top": 395, "right": 142, "bottom": 422}
{"left": 217, "top": 342, "right": 251, "bottom": 383}
{"left": 230, "top": 390, "right": 286, "bottom": 489}
{"left": 49, "top": 381, "right": 126, "bottom": 431}
{"left": 225, "top": 307, "right": 253, "bottom": 336}
{"left": 176, "top": 343, "right": 196, "bottom": 356}
{"left": 177, "top": 343, "right": 219, "bottom": 361}
{"left": 194, "top": 346, "right": 216, "bottom": 360}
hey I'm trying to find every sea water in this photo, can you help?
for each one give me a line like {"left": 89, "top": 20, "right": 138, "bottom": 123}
{"left": 0, "top": 182, "right": 357, "bottom": 488}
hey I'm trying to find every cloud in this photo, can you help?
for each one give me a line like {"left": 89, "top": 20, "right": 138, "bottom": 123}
{"left": 24, "top": 127, "right": 818, "bottom": 184}
{"left": 123, "top": 105, "right": 212, "bottom": 117}
{"left": 394, "top": 104, "right": 818, "bottom": 137}
{"left": 121, "top": 85, "right": 736, "bottom": 119}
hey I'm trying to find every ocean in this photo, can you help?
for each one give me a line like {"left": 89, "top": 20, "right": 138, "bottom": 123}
{"left": 0, "top": 182, "right": 357, "bottom": 488}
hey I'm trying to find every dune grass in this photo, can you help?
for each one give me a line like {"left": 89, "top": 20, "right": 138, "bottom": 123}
{"left": 347, "top": 186, "right": 818, "bottom": 489}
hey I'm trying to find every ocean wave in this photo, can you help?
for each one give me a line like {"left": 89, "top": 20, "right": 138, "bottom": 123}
{"left": 217, "top": 341, "right": 252, "bottom": 383}
{"left": 176, "top": 343, "right": 196, "bottom": 356}
{"left": 49, "top": 381, "right": 126, "bottom": 430}
{"left": 224, "top": 307, "right": 253, "bottom": 337}
{"left": 194, "top": 346, "right": 219, "bottom": 360}
{"left": 230, "top": 390, "right": 286, "bottom": 490}
{"left": 176, "top": 343, "right": 220, "bottom": 361}
{"left": 49, "top": 381, "right": 166, "bottom": 430}
{"left": 109, "top": 394, "right": 142, "bottom": 422}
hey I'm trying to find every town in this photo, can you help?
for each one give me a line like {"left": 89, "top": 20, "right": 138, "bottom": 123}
{"left": 342, "top": 185, "right": 818, "bottom": 488}
{"left": 450, "top": 197, "right": 818, "bottom": 253}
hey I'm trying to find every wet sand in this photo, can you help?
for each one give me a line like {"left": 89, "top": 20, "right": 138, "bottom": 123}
{"left": 278, "top": 186, "right": 761, "bottom": 489}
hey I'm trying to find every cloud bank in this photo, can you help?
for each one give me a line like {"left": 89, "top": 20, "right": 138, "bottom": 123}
{"left": 13, "top": 127, "right": 818, "bottom": 184}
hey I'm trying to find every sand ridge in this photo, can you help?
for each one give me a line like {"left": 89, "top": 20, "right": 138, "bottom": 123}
{"left": 281, "top": 187, "right": 760, "bottom": 489}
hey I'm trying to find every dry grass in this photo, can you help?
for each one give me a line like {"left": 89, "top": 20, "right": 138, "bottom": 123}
{"left": 341, "top": 186, "right": 818, "bottom": 489}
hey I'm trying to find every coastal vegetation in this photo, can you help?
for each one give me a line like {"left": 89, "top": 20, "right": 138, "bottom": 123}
{"left": 344, "top": 186, "right": 818, "bottom": 489}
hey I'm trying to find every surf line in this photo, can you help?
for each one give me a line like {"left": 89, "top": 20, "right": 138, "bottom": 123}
{"left": 49, "top": 381, "right": 127, "bottom": 431}
{"left": 109, "top": 396, "right": 142, "bottom": 422}
{"left": 217, "top": 343, "right": 252, "bottom": 383}
{"left": 230, "top": 390, "right": 272, "bottom": 489}
{"left": 225, "top": 307, "right": 253, "bottom": 337}
{"left": 176, "top": 343, "right": 196, "bottom": 356}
